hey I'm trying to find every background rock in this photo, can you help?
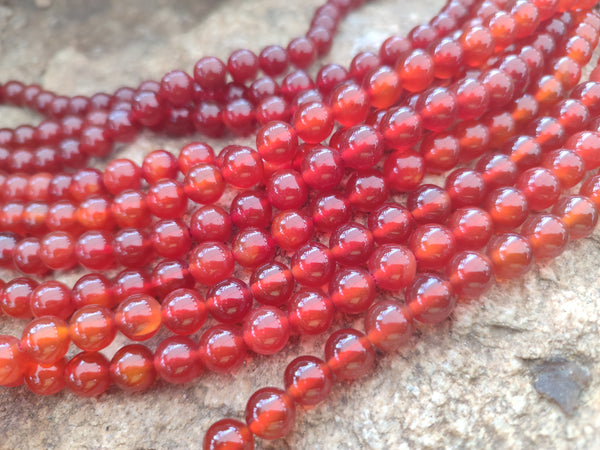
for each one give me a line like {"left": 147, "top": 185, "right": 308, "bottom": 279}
{"left": 1, "top": 0, "right": 600, "bottom": 449}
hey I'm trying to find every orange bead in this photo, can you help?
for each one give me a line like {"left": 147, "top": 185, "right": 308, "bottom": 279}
{"left": 0, "top": 335, "right": 26, "bottom": 386}
{"left": 363, "top": 66, "right": 403, "bottom": 109}
{"left": 110, "top": 344, "right": 156, "bottom": 392}
{"left": 21, "top": 316, "right": 70, "bottom": 364}
{"left": 487, "top": 233, "right": 534, "bottom": 280}
{"left": 64, "top": 351, "right": 110, "bottom": 397}
{"left": 69, "top": 305, "right": 117, "bottom": 351}
{"left": 115, "top": 294, "right": 161, "bottom": 341}
{"left": 24, "top": 357, "right": 67, "bottom": 395}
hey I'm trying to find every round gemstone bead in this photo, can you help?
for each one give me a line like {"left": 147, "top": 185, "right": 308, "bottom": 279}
{"left": 184, "top": 163, "right": 225, "bottom": 205}
{"left": 271, "top": 210, "right": 314, "bottom": 252}
{"left": 267, "top": 170, "right": 308, "bottom": 210}
{"left": 203, "top": 419, "right": 254, "bottom": 450}
{"left": 154, "top": 336, "right": 202, "bottom": 384}
{"left": 368, "top": 244, "right": 416, "bottom": 291}
{"left": 311, "top": 192, "right": 351, "bottom": 232}
{"left": 245, "top": 387, "right": 296, "bottom": 440}
{"left": 288, "top": 288, "right": 334, "bottom": 335}
{"left": 30, "top": 280, "right": 73, "bottom": 319}
{"left": 325, "top": 328, "right": 374, "bottom": 380}
{"left": 69, "top": 305, "right": 116, "bottom": 352}
{"left": 232, "top": 228, "right": 275, "bottom": 269}
{"left": 406, "top": 273, "right": 456, "bottom": 324}
{"left": 161, "top": 288, "right": 207, "bottom": 336}
{"left": 199, "top": 324, "right": 247, "bottom": 373}
{"left": 110, "top": 344, "right": 156, "bottom": 392}
{"left": 329, "top": 267, "right": 375, "bottom": 314}
{"left": 447, "top": 207, "right": 494, "bottom": 250}
{"left": 115, "top": 294, "right": 162, "bottom": 341}
{"left": 291, "top": 242, "right": 335, "bottom": 287}
{"left": 189, "top": 242, "right": 235, "bottom": 286}
{"left": 207, "top": 278, "right": 253, "bottom": 324}
{"left": 552, "top": 195, "right": 599, "bottom": 240}
{"left": 284, "top": 355, "right": 333, "bottom": 406}
{"left": 406, "top": 184, "right": 452, "bottom": 223}
{"left": 64, "top": 351, "right": 111, "bottom": 397}
{"left": 521, "top": 214, "right": 569, "bottom": 259}
{"left": 364, "top": 300, "right": 413, "bottom": 352}
{"left": 21, "top": 316, "right": 70, "bottom": 364}
{"left": 243, "top": 306, "right": 290, "bottom": 356}
{"left": 24, "top": 358, "right": 67, "bottom": 395}
{"left": 487, "top": 233, "right": 534, "bottom": 280}
{"left": 409, "top": 224, "right": 456, "bottom": 270}
{"left": 0, "top": 335, "right": 26, "bottom": 386}
{"left": 250, "top": 262, "right": 294, "bottom": 306}
{"left": 190, "top": 205, "right": 232, "bottom": 242}
{"left": 368, "top": 203, "right": 414, "bottom": 244}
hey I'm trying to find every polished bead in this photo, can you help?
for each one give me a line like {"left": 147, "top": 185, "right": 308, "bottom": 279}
{"left": 580, "top": 175, "right": 600, "bottom": 210}
{"left": 245, "top": 387, "right": 296, "bottom": 440}
{"left": 266, "top": 170, "right": 308, "bottom": 210}
{"left": 13, "top": 237, "right": 47, "bottom": 275}
{"left": 115, "top": 294, "right": 162, "bottom": 341}
{"left": 300, "top": 145, "right": 344, "bottom": 191}
{"left": 24, "top": 357, "right": 67, "bottom": 395}
{"left": 69, "top": 305, "right": 116, "bottom": 352}
{"left": 151, "top": 259, "right": 195, "bottom": 299}
{"left": 112, "top": 190, "right": 151, "bottom": 229}
{"left": 406, "top": 273, "right": 455, "bottom": 324}
{"left": 552, "top": 195, "right": 599, "bottom": 240}
{"left": 1, "top": 277, "right": 37, "bottom": 318}
{"left": 396, "top": 49, "right": 434, "bottom": 92}
{"left": 207, "top": 278, "right": 253, "bottom": 324}
{"left": 243, "top": 306, "right": 290, "bottom": 355}
{"left": 368, "top": 244, "right": 417, "bottom": 291}
{"left": 250, "top": 262, "right": 294, "bottom": 306}
{"left": 420, "top": 132, "right": 460, "bottom": 173}
{"left": 383, "top": 150, "right": 425, "bottom": 192}
{"left": 160, "top": 288, "right": 206, "bottom": 336}
{"left": 325, "top": 328, "right": 374, "bottom": 380}
{"left": 113, "top": 228, "right": 152, "bottom": 268}
{"left": 445, "top": 169, "right": 487, "bottom": 208}
{"left": 199, "top": 325, "right": 247, "bottom": 373}
{"left": 330, "top": 81, "right": 370, "bottom": 126}
{"left": 448, "top": 207, "right": 494, "bottom": 250}
{"left": 271, "top": 210, "right": 314, "bottom": 252}
{"left": 72, "top": 273, "right": 114, "bottom": 309}
{"left": 416, "top": 87, "right": 458, "bottom": 131}
{"left": 542, "top": 149, "right": 585, "bottom": 188}
{"left": 406, "top": 184, "right": 452, "bottom": 223}
{"left": 409, "top": 224, "right": 456, "bottom": 270}
{"left": 368, "top": 203, "right": 413, "bottom": 244}
{"left": 521, "top": 214, "right": 569, "bottom": 259}
{"left": 21, "top": 316, "right": 70, "bottom": 364}
{"left": 364, "top": 66, "right": 403, "bottom": 108}
{"left": 64, "top": 351, "right": 110, "bottom": 397}
{"left": 230, "top": 190, "right": 272, "bottom": 229}
{"left": 142, "top": 150, "right": 178, "bottom": 184}
{"left": 30, "top": 281, "right": 73, "bottom": 319}
{"left": 147, "top": 179, "right": 188, "bottom": 219}
{"left": 346, "top": 169, "right": 388, "bottom": 212}
{"left": 379, "top": 106, "right": 422, "bottom": 150}
{"left": 110, "top": 344, "right": 156, "bottom": 392}
{"left": 154, "top": 336, "right": 202, "bottom": 384}
{"left": 515, "top": 167, "right": 561, "bottom": 211}
{"left": 151, "top": 219, "right": 191, "bottom": 259}
{"left": 454, "top": 78, "right": 490, "bottom": 120}
{"left": 159, "top": 70, "right": 193, "bottom": 107}
{"left": 183, "top": 163, "right": 224, "bottom": 205}
{"left": 487, "top": 233, "right": 534, "bottom": 279}
{"left": 221, "top": 145, "right": 264, "bottom": 189}
{"left": 103, "top": 159, "right": 141, "bottom": 195}
{"left": 232, "top": 228, "right": 275, "bottom": 269}
{"left": 113, "top": 269, "right": 152, "bottom": 302}
{"left": 485, "top": 187, "right": 529, "bottom": 229}
{"left": 329, "top": 267, "right": 375, "bottom": 314}
{"left": 190, "top": 205, "right": 232, "bottom": 242}
{"left": 288, "top": 288, "right": 334, "bottom": 335}
{"left": 446, "top": 251, "right": 494, "bottom": 299}
{"left": 0, "top": 335, "right": 26, "bottom": 386}
{"left": 365, "top": 300, "right": 413, "bottom": 352}
{"left": 476, "top": 153, "right": 518, "bottom": 190}
{"left": 284, "top": 355, "right": 333, "bottom": 406}
{"left": 329, "top": 222, "right": 374, "bottom": 266}
{"left": 75, "top": 230, "right": 114, "bottom": 270}
{"left": 203, "top": 418, "right": 254, "bottom": 450}
{"left": 190, "top": 242, "right": 235, "bottom": 286}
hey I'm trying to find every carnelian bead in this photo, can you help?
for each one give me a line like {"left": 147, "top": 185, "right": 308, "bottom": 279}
{"left": 338, "top": 124, "right": 384, "bottom": 170}
{"left": 112, "top": 190, "right": 151, "bottom": 229}
{"left": 432, "top": 37, "right": 464, "bottom": 79}
{"left": 256, "top": 121, "right": 297, "bottom": 165}
{"left": 325, "top": 328, "right": 374, "bottom": 380}
{"left": 22, "top": 201, "right": 48, "bottom": 235}
{"left": 488, "top": 11, "right": 518, "bottom": 50}
{"left": 416, "top": 87, "right": 458, "bottom": 131}
{"left": 271, "top": 210, "right": 313, "bottom": 252}
{"left": 454, "top": 78, "right": 490, "bottom": 121}
{"left": 329, "top": 267, "right": 375, "bottom": 314}
{"left": 227, "top": 49, "right": 258, "bottom": 83}
{"left": 281, "top": 70, "right": 314, "bottom": 101}
{"left": 161, "top": 288, "right": 206, "bottom": 336}
{"left": 316, "top": 64, "right": 349, "bottom": 95}
{"left": 142, "top": 150, "right": 178, "bottom": 184}
{"left": 291, "top": 242, "right": 334, "bottom": 287}
{"left": 193, "top": 101, "right": 225, "bottom": 137}
{"left": 554, "top": 100, "right": 590, "bottom": 134}
{"left": 420, "top": 132, "right": 460, "bottom": 173}
{"left": 530, "top": 117, "right": 566, "bottom": 151}
{"left": 72, "top": 273, "right": 114, "bottom": 309}
{"left": 243, "top": 306, "right": 290, "bottom": 355}
{"left": 103, "top": 159, "right": 141, "bottom": 195}
{"left": 580, "top": 175, "right": 600, "bottom": 209}
{"left": 0, "top": 335, "right": 25, "bottom": 386}
{"left": 396, "top": 49, "right": 434, "bottom": 92}
{"left": 230, "top": 191, "right": 272, "bottom": 229}
{"left": 204, "top": 418, "right": 254, "bottom": 450}
{"left": 159, "top": 70, "right": 193, "bottom": 107}
{"left": 182, "top": 164, "right": 224, "bottom": 206}
{"left": 0, "top": 232, "right": 18, "bottom": 267}
{"left": 477, "top": 154, "right": 518, "bottom": 190}
{"left": 221, "top": 145, "right": 263, "bottom": 189}
{"left": 76, "top": 195, "right": 114, "bottom": 230}
{"left": 30, "top": 281, "right": 73, "bottom": 319}
{"left": 232, "top": 228, "right": 275, "bottom": 269}
{"left": 363, "top": 66, "right": 403, "bottom": 108}
{"left": 380, "top": 106, "right": 422, "bottom": 150}
{"left": 21, "top": 316, "right": 70, "bottom": 364}
{"left": 27, "top": 173, "right": 53, "bottom": 202}
{"left": 4, "top": 174, "right": 28, "bottom": 201}
{"left": 110, "top": 344, "right": 156, "bottom": 392}
{"left": 516, "top": 168, "right": 561, "bottom": 211}
{"left": 368, "top": 203, "right": 413, "bottom": 244}
{"left": 284, "top": 355, "right": 333, "bottom": 406}
{"left": 206, "top": 278, "right": 252, "bottom": 324}
{"left": 24, "top": 357, "right": 66, "bottom": 395}
{"left": 543, "top": 149, "right": 585, "bottom": 188}
{"left": 0, "top": 202, "right": 23, "bottom": 235}
{"left": 194, "top": 56, "right": 227, "bottom": 90}
{"left": 552, "top": 195, "right": 599, "bottom": 240}
{"left": 75, "top": 230, "right": 114, "bottom": 270}
{"left": 330, "top": 81, "right": 370, "bottom": 126}
{"left": 246, "top": 264, "right": 292, "bottom": 309}
{"left": 447, "top": 251, "right": 494, "bottom": 299}
{"left": 292, "top": 101, "right": 334, "bottom": 144}
{"left": 115, "top": 294, "right": 161, "bottom": 341}
{"left": 485, "top": 187, "right": 528, "bottom": 229}
{"left": 178, "top": 142, "right": 216, "bottom": 175}
{"left": 346, "top": 169, "right": 388, "bottom": 212}
{"left": 113, "top": 269, "right": 152, "bottom": 302}
{"left": 1, "top": 277, "right": 36, "bottom": 318}
{"left": 406, "top": 184, "right": 452, "bottom": 224}
{"left": 288, "top": 288, "right": 334, "bottom": 335}
{"left": 245, "top": 387, "right": 296, "bottom": 440}
{"left": 448, "top": 207, "right": 494, "bottom": 251}
{"left": 409, "top": 224, "right": 456, "bottom": 270}
{"left": 151, "top": 259, "right": 195, "bottom": 300}
{"left": 521, "top": 214, "right": 569, "bottom": 260}
{"left": 190, "top": 205, "right": 232, "bottom": 242}
{"left": 151, "top": 219, "right": 191, "bottom": 259}
{"left": 288, "top": 36, "right": 316, "bottom": 68}
{"left": 106, "top": 109, "right": 138, "bottom": 143}
{"left": 64, "top": 351, "right": 110, "bottom": 397}
{"left": 380, "top": 35, "right": 411, "bottom": 65}
{"left": 566, "top": 131, "right": 600, "bottom": 171}
{"left": 79, "top": 125, "right": 112, "bottom": 158}
{"left": 406, "top": 274, "right": 455, "bottom": 324}
{"left": 460, "top": 26, "right": 494, "bottom": 67}
{"left": 365, "top": 300, "right": 413, "bottom": 352}
{"left": 189, "top": 242, "right": 235, "bottom": 286}
{"left": 266, "top": 170, "right": 308, "bottom": 210}
{"left": 300, "top": 145, "right": 344, "bottom": 191}
{"left": 13, "top": 237, "right": 47, "bottom": 275}
{"left": 329, "top": 222, "right": 374, "bottom": 266}
{"left": 368, "top": 244, "right": 417, "bottom": 291}
{"left": 199, "top": 325, "right": 246, "bottom": 373}
{"left": 147, "top": 179, "right": 188, "bottom": 219}
{"left": 154, "top": 336, "right": 202, "bottom": 384}
{"left": 69, "top": 305, "right": 116, "bottom": 352}
{"left": 488, "top": 233, "right": 534, "bottom": 280}
{"left": 112, "top": 228, "right": 152, "bottom": 268}
{"left": 445, "top": 169, "right": 487, "bottom": 208}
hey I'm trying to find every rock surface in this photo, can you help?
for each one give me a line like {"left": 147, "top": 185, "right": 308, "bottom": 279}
{"left": 1, "top": 0, "right": 600, "bottom": 449}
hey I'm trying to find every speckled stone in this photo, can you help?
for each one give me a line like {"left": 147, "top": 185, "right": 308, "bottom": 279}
{"left": 1, "top": 1, "right": 600, "bottom": 449}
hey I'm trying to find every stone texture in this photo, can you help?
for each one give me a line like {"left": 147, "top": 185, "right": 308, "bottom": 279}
{"left": 1, "top": 0, "right": 600, "bottom": 449}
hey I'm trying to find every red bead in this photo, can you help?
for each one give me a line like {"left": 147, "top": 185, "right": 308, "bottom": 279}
{"left": 204, "top": 419, "right": 254, "bottom": 450}
{"left": 445, "top": 169, "right": 487, "bottom": 208}
{"left": 454, "top": 78, "right": 490, "bottom": 120}
{"left": 142, "top": 149, "right": 178, "bottom": 184}
{"left": 154, "top": 336, "right": 202, "bottom": 384}
{"left": 338, "top": 125, "right": 384, "bottom": 170}
{"left": 284, "top": 355, "right": 333, "bottom": 406}
{"left": 580, "top": 175, "right": 600, "bottom": 210}
{"left": 72, "top": 274, "right": 114, "bottom": 309}
{"left": 415, "top": 87, "right": 458, "bottom": 131}
{"left": 0, "top": 335, "right": 26, "bottom": 386}
{"left": 406, "top": 273, "right": 455, "bottom": 324}
{"left": 151, "top": 219, "right": 191, "bottom": 259}
{"left": 552, "top": 195, "right": 599, "bottom": 240}
{"left": 206, "top": 278, "right": 252, "bottom": 324}
{"left": 190, "top": 242, "right": 235, "bottom": 286}
{"left": 24, "top": 358, "right": 67, "bottom": 395}
{"left": 232, "top": 228, "right": 275, "bottom": 269}
{"left": 368, "top": 203, "right": 413, "bottom": 244}
{"left": 113, "top": 269, "right": 151, "bottom": 303}
{"left": 248, "top": 262, "right": 293, "bottom": 307}
{"left": 292, "top": 101, "right": 334, "bottom": 144}
{"left": 406, "top": 184, "right": 452, "bottom": 223}
{"left": 64, "top": 351, "right": 110, "bottom": 397}
{"left": 110, "top": 344, "right": 156, "bottom": 392}
{"left": 256, "top": 121, "right": 298, "bottom": 164}
{"left": 487, "top": 233, "right": 534, "bottom": 280}
{"left": 485, "top": 187, "right": 529, "bottom": 229}
{"left": 288, "top": 288, "right": 334, "bottom": 335}
{"left": 199, "top": 325, "right": 247, "bottom": 373}
{"left": 1, "top": 277, "right": 36, "bottom": 319}
{"left": 69, "top": 305, "right": 116, "bottom": 352}
{"left": 271, "top": 210, "right": 314, "bottom": 252}
{"left": 151, "top": 259, "right": 195, "bottom": 299}
{"left": 310, "top": 192, "right": 351, "bottom": 232}
{"left": 115, "top": 294, "right": 162, "bottom": 341}
{"left": 228, "top": 49, "right": 259, "bottom": 83}
{"left": 288, "top": 37, "right": 316, "bottom": 68}
{"left": 380, "top": 106, "right": 423, "bottom": 151}
{"left": 21, "top": 316, "right": 70, "bottom": 364}
{"left": 460, "top": 26, "right": 494, "bottom": 67}
{"left": 291, "top": 241, "right": 334, "bottom": 287}
{"left": 103, "top": 159, "right": 141, "bottom": 195}
{"left": 259, "top": 45, "right": 289, "bottom": 76}
{"left": 178, "top": 142, "right": 216, "bottom": 175}
{"left": 329, "top": 267, "right": 375, "bottom": 314}
{"left": 245, "top": 387, "right": 296, "bottom": 440}
{"left": 476, "top": 153, "right": 518, "bottom": 190}
{"left": 221, "top": 145, "right": 264, "bottom": 189}
{"left": 522, "top": 214, "right": 569, "bottom": 259}
{"left": 515, "top": 167, "right": 561, "bottom": 212}
{"left": 325, "top": 328, "right": 374, "bottom": 380}
{"left": 346, "top": 169, "right": 388, "bottom": 212}
{"left": 566, "top": 131, "right": 600, "bottom": 171}
{"left": 368, "top": 244, "right": 416, "bottom": 291}
{"left": 194, "top": 56, "right": 227, "bottom": 90}
{"left": 76, "top": 195, "right": 114, "bottom": 230}
{"left": 266, "top": 170, "right": 308, "bottom": 210}
{"left": 379, "top": 35, "right": 411, "bottom": 66}
{"left": 300, "top": 145, "right": 344, "bottom": 191}
{"left": 190, "top": 205, "right": 232, "bottom": 242}
{"left": 69, "top": 168, "right": 105, "bottom": 202}
{"left": 365, "top": 300, "right": 413, "bottom": 352}
{"left": 432, "top": 37, "right": 464, "bottom": 79}
{"left": 448, "top": 207, "right": 494, "bottom": 250}
{"left": 30, "top": 281, "right": 73, "bottom": 319}
{"left": 330, "top": 81, "right": 370, "bottom": 126}
{"left": 396, "top": 49, "right": 435, "bottom": 92}
{"left": 409, "top": 224, "right": 456, "bottom": 270}
{"left": 112, "top": 190, "right": 151, "bottom": 229}
{"left": 160, "top": 70, "right": 193, "bottom": 107}
{"left": 447, "top": 251, "right": 494, "bottom": 299}
{"left": 329, "top": 222, "right": 374, "bottom": 266}
{"left": 222, "top": 98, "right": 255, "bottom": 135}
{"left": 75, "top": 230, "right": 114, "bottom": 270}
{"left": 193, "top": 101, "right": 225, "bottom": 137}
{"left": 420, "top": 132, "right": 460, "bottom": 173}
{"left": 13, "top": 237, "right": 47, "bottom": 275}
{"left": 363, "top": 66, "right": 403, "bottom": 108}
{"left": 243, "top": 306, "right": 290, "bottom": 355}
{"left": 161, "top": 288, "right": 206, "bottom": 336}
{"left": 230, "top": 191, "right": 272, "bottom": 229}
{"left": 542, "top": 149, "right": 585, "bottom": 188}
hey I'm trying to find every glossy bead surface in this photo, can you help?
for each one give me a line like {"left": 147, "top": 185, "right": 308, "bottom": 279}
{"left": 243, "top": 306, "right": 290, "bottom": 355}
{"left": 329, "top": 267, "right": 375, "bottom": 314}
{"left": 207, "top": 278, "right": 253, "bottom": 324}
{"left": 24, "top": 358, "right": 67, "bottom": 395}
{"left": 368, "top": 244, "right": 417, "bottom": 291}
{"left": 199, "top": 325, "right": 247, "bottom": 373}
{"left": 552, "top": 195, "right": 599, "bottom": 240}
{"left": 291, "top": 242, "right": 335, "bottom": 287}
{"left": 190, "top": 242, "right": 235, "bottom": 286}
{"left": 447, "top": 207, "right": 494, "bottom": 250}
{"left": 147, "top": 179, "right": 188, "bottom": 219}
{"left": 115, "top": 294, "right": 162, "bottom": 341}
{"left": 267, "top": 170, "right": 308, "bottom": 210}
{"left": 245, "top": 387, "right": 296, "bottom": 440}
{"left": 1, "top": 277, "right": 37, "bottom": 318}
{"left": 154, "top": 336, "right": 202, "bottom": 384}
{"left": 232, "top": 228, "right": 275, "bottom": 269}
{"left": 69, "top": 305, "right": 116, "bottom": 352}
{"left": 0, "top": 335, "right": 25, "bottom": 386}
{"left": 161, "top": 288, "right": 207, "bottom": 336}
{"left": 110, "top": 344, "right": 156, "bottom": 392}
{"left": 250, "top": 262, "right": 294, "bottom": 306}
{"left": 406, "top": 184, "right": 451, "bottom": 223}
{"left": 485, "top": 187, "right": 529, "bottom": 229}
{"left": 515, "top": 168, "right": 561, "bottom": 211}
{"left": 329, "top": 222, "right": 374, "bottom": 266}
{"left": 184, "top": 163, "right": 225, "bottom": 205}
{"left": 288, "top": 288, "right": 334, "bottom": 335}
{"left": 365, "top": 300, "right": 413, "bottom": 352}
{"left": 21, "top": 316, "right": 70, "bottom": 364}
{"left": 368, "top": 203, "right": 413, "bottom": 244}
{"left": 325, "top": 328, "right": 374, "bottom": 380}
{"left": 284, "top": 356, "right": 333, "bottom": 406}
{"left": 30, "top": 280, "right": 73, "bottom": 319}
{"left": 64, "top": 351, "right": 110, "bottom": 397}
{"left": 409, "top": 224, "right": 456, "bottom": 270}
{"left": 487, "top": 233, "right": 534, "bottom": 280}
{"left": 203, "top": 419, "right": 254, "bottom": 450}
{"left": 406, "top": 274, "right": 455, "bottom": 324}
{"left": 292, "top": 102, "right": 334, "bottom": 144}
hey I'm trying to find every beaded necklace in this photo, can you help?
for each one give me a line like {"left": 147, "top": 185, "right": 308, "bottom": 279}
{"left": 1, "top": 0, "right": 600, "bottom": 448}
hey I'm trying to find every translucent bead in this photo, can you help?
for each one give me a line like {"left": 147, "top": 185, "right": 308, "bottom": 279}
{"left": 110, "top": 344, "right": 156, "bottom": 392}
{"left": 284, "top": 355, "right": 333, "bottom": 405}
{"left": 245, "top": 387, "right": 296, "bottom": 440}
{"left": 243, "top": 306, "right": 290, "bottom": 355}
{"left": 325, "top": 328, "right": 374, "bottom": 380}
{"left": 154, "top": 336, "right": 202, "bottom": 384}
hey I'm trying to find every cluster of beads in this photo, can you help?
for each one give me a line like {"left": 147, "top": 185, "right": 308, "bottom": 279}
{"left": 2, "top": 0, "right": 600, "bottom": 448}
